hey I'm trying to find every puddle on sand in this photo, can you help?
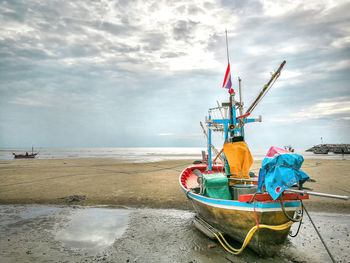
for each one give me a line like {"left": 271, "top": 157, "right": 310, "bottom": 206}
{"left": 55, "top": 208, "right": 130, "bottom": 255}
{"left": 1, "top": 205, "right": 349, "bottom": 262}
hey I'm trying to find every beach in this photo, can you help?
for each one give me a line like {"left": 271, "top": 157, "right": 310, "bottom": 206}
{"left": 1, "top": 158, "right": 350, "bottom": 263}
{"left": 0, "top": 158, "right": 349, "bottom": 213}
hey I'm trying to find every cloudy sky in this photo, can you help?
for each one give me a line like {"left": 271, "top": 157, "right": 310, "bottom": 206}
{"left": 0, "top": 0, "right": 349, "bottom": 150}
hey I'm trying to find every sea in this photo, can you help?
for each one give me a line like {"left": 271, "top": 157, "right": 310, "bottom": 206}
{"left": 1, "top": 147, "right": 349, "bottom": 162}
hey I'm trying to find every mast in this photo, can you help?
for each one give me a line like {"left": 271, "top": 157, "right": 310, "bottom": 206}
{"left": 238, "top": 77, "right": 243, "bottom": 116}
{"left": 238, "top": 77, "right": 244, "bottom": 138}
{"left": 245, "top": 60, "right": 286, "bottom": 115}
{"left": 206, "top": 59, "right": 286, "bottom": 170}
{"left": 225, "top": 29, "right": 237, "bottom": 141}
{"left": 225, "top": 29, "right": 230, "bottom": 64}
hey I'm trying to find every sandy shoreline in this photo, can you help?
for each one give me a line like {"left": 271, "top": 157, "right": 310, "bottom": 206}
{"left": 0, "top": 158, "right": 349, "bottom": 213}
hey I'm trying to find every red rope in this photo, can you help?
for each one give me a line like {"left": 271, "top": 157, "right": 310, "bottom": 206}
{"left": 253, "top": 195, "right": 260, "bottom": 228}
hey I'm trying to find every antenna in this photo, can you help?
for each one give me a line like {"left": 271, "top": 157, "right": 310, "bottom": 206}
{"left": 225, "top": 29, "right": 230, "bottom": 64}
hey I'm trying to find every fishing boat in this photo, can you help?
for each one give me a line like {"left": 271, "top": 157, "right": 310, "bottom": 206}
{"left": 179, "top": 52, "right": 350, "bottom": 257}
{"left": 306, "top": 144, "right": 329, "bottom": 154}
{"left": 13, "top": 147, "right": 38, "bottom": 159}
{"left": 179, "top": 31, "right": 350, "bottom": 257}
{"left": 283, "top": 145, "right": 294, "bottom": 152}
{"left": 179, "top": 57, "right": 316, "bottom": 256}
{"left": 312, "top": 146, "right": 329, "bottom": 154}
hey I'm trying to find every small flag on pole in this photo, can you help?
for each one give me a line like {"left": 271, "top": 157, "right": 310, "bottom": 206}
{"left": 222, "top": 63, "right": 233, "bottom": 93}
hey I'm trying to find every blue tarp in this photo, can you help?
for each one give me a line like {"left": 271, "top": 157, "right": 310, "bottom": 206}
{"left": 258, "top": 153, "right": 309, "bottom": 200}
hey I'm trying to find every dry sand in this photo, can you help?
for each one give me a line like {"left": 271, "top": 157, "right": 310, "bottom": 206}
{"left": 0, "top": 158, "right": 349, "bottom": 213}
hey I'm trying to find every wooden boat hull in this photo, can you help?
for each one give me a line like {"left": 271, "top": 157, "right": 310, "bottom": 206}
{"left": 190, "top": 197, "right": 294, "bottom": 256}
{"left": 180, "top": 164, "right": 301, "bottom": 256}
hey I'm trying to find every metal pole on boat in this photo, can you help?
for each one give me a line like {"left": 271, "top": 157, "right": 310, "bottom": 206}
{"left": 228, "top": 178, "right": 258, "bottom": 182}
{"left": 238, "top": 77, "right": 244, "bottom": 138}
{"left": 288, "top": 189, "right": 349, "bottom": 200}
{"left": 200, "top": 121, "right": 209, "bottom": 141}
{"left": 216, "top": 101, "right": 225, "bottom": 119}
{"left": 208, "top": 115, "right": 212, "bottom": 171}
{"left": 245, "top": 60, "right": 286, "bottom": 115}
{"left": 200, "top": 121, "right": 224, "bottom": 163}
{"left": 225, "top": 29, "right": 236, "bottom": 140}
{"left": 238, "top": 77, "right": 243, "bottom": 116}
{"left": 225, "top": 29, "right": 230, "bottom": 64}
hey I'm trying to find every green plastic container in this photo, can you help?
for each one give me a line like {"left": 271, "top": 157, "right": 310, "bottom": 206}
{"left": 202, "top": 173, "right": 232, "bottom": 200}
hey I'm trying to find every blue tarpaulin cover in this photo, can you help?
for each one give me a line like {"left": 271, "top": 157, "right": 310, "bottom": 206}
{"left": 258, "top": 147, "right": 309, "bottom": 200}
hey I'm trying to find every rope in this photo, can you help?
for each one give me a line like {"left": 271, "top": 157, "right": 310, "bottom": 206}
{"left": 279, "top": 195, "right": 303, "bottom": 223}
{"left": 213, "top": 221, "right": 294, "bottom": 255}
{"left": 248, "top": 193, "right": 260, "bottom": 228}
{"left": 211, "top": 193, "right": 300, "bottom": 255}
{"left": 269, "top": 163, "right": 300, "bottom": 171}
{"left": 185, "top": 189, "right": 191, "bottom": 200}
{"left": 285, "top": 194, "right": 304, "bottom": 237}
{"left": 303, "top": 205, "right": 336, "bottom": 263}
{"left": 194, "top": 192, "right": 295, "bottom": 255}
{"left": 289, "top": 215, "right": 303, "bottom": 238}
{"left": 226, "top": 170, "right": 251, "bottom": 176}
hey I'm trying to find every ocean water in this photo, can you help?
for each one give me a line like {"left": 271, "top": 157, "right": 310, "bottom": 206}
{"left": 0, "top": 147, "right": 205, "bottom": 162}
{"left": 1, "top": 147, "right": 348, "bottom": 162}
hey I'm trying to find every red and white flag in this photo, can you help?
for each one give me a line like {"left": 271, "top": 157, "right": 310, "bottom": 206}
{"left": 222, "top": 63, "right": 233, "bottom": 93}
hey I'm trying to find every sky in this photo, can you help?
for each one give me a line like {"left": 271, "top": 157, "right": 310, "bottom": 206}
{"left": 0, "top": 0, "right": 349, "bottom": 150}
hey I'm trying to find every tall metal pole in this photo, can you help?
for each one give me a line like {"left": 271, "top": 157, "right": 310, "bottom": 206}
{"left": 238, "top": 77, "right": 244, "bottom": 137}
{"left": 238, "top": 77, "right": 243, "bottom": 116}
{"left": 225, "top": 30, "right": 230, "bottom": 64}
{"left": 245, "top": 60, "right": 286, "bottom": 115}
{"left": 208, "top": 115, "right": 212, "bottom": 171}
{"left": 225, "top": 29, "right": 234, "bottom": 139}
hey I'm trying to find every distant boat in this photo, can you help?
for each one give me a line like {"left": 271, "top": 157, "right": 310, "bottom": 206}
{"left": 13, "top": 147, "right": 38, "bottom": 159}
{"left": 333, "top": 146, "right": 350, "bottom": 154}
{"left": 312, "top": 146, "right": 329, "bottom": 154}
{"left": 283, "top": 145, "right": 294, "bottom": 152}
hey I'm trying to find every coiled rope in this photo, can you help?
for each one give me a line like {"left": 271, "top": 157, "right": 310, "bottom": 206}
{"left": 213, "top": 221, "right": 294, "bottom": 255}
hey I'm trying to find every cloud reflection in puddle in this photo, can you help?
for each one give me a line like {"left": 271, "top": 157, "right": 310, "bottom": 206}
{"left": 56, "top": 208, "right": 130, "bottom": 254}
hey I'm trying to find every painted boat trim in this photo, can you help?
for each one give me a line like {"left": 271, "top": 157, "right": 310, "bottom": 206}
{"left": 181, "top": 186, "right": 300, "bottom": 212}
{"left": 179, "top": 165, "right": 301, "bottom": 212}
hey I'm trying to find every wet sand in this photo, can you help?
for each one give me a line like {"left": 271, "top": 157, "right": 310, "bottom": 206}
{"left": 0, "top": 205, "right": 349, "bottom": 263}
{"left": 0, "top": 158, "right": 349, "bottom": 213}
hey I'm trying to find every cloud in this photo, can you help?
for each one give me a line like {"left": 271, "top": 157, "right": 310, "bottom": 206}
{"left": 273, "top": 97, "right": 350, "bottom": 123}
{"left": 10, "top": 97, "right": 53, "bottom": 107}
{"left": 172, "top": 20, "right": 198, "bottom": 41}
{"left": 331, "top": 36, "right": 350, "bottom": 49}
{"left": 0, "top": 0, "right": 349, "bottom": 148}
{"left": 157, "top": 133, "right": 174, "bottom": 136}
{"left": 260, "top": 0, "right": 339, "bottom": 17}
